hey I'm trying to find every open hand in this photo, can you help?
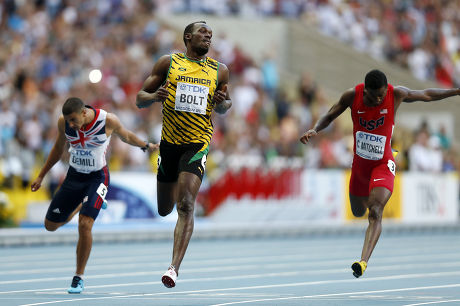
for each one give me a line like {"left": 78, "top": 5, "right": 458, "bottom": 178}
{"left": 300, "top": 129, "right": 317, "bottom": 144}
{"left": 31, "top": 177, "right": 43, "bottom": 192}
{"left": 146, "top": 142, "right": 159, "bottom": 153}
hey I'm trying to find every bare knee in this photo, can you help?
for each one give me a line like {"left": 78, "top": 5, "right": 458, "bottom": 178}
{"left": 176, "top": 196, "right": 194, "bottom": 217}
{"left": 78, "top": 215, "right": 94, "bottom": 233}
{"left": 44, "top": 219, "right": 60, "bottom": 232}
{"left": 368, "top": 202, "right": 384, "bottom": 222}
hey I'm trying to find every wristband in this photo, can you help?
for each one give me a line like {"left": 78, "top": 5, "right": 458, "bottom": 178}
{"left": 141, "top": 142, "right": 149, "bottom": 152}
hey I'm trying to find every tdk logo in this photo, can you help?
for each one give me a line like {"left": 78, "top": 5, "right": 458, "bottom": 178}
{"left": 74, "top": 150, "right": 94, "bottom": 156}
{"left": 180, "top": 83, "right": 207, "bottom": 93}
{"left": 358, "top": 132, "right": 384, "bottom": 143}
{"left": 359, "top": 116, "right": 385, "bottom": 131}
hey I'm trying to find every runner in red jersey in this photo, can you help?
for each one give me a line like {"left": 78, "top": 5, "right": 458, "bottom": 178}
{"left": 350, "top": 82, "right": 396, "bottom": 197}
{"left": 300, "top": 69, "right": 460, "bottom": 278}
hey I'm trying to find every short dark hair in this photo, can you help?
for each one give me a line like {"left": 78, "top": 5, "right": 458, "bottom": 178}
{"left": 183, "top": 21, "right": 206, "bottom": 46}
{"left": 365, "top": 69, "right": 387, "bottom": 90}
{"left": 62, "top": 97, "right": 85, "bottom": 115}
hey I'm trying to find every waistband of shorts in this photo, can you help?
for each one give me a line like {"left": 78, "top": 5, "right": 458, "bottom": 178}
{"left": 68, "top": 166, "right": 108, "bottom": 177}
{"left": 160, "top": 140, "right": 206, "bottom": 148}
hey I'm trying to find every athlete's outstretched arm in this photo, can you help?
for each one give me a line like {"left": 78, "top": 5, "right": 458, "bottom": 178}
{"left": 106, "top": 113, "right": 158, "bottom": 152}
{"left": 395, "top": 86, "right": 460, "bottom": 104}
{"left": 136, "top": 55, "right": 171, "bottom": 109}
{"left": 300, "top": 89, "right": 354, "bottom": 144}
{"left": 31, "top": 117, "right": 67, "bottom": 191}
{"left": 213, "top": 63, "right": 232, "bottom": 114}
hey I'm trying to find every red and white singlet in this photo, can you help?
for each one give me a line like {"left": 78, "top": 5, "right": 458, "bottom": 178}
{"left": 349, "top": 83, "right": 396, "bottom": 196}
{"left": 65, "top": 107, "right": 111, "bottom": 174}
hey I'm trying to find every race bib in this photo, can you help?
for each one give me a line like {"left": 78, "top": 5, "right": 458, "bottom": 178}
{"left": 96, "top": 183, "right": 108, "bottom": 200}
{"left": 175, "top": 82, "right": 209, "bottom": 115}
{"left": 387, "top": 159, "right": 396, "bottom": 176}
{"left": 69, "top": 148, "right": 97, "bottom": 173}
{"left": 355, "top": 131, "right": 386, "bottom": 160}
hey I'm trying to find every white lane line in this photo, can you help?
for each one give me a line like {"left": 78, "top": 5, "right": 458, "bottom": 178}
{"left": 0, "top": 263, "right": 302, "bottom": 285}
{"left": 402, "top": 300, "right": 460, "bottom": 306}
{"left": 4, "top": 246, "right": 460, "bottom": 280}
{"left": 3, "top": 237, "right": 459, "bottom": 275}
{"left": 16, "top": 281, "right": 460, "bottom": 306}
{"left": 4, "top": 249, "right": 460, "bottom": 276}
{"left": 0, "top": 254, "right": 158, "bottom": 269}
{"left": 0, "top": 249, "right": 162, "bottom": 262}
{"left": 4, "top": 269, "right": 460, "bottom": 296}
{"left": 0, "top": 244, "right": 346, "bottom": 269}
{"left": 2, "top": 238, "right": 458, "bottom": 266}
{"left": 0, "top": 239, "right": 309, "bottom": 262}
{"left": 18, "top": 294, "right": 146, "bottom": 306}
{"left": 207, "top": 284, "right": 460, "bottom": 306}
{"left": 4, "top": 256, "right": 460, "bottom": 286}
{"left": 0, "top": 248, "right": 320, "bottom": 270}
{"left": 0, "top": 252, "right": 312, "bottom": 275}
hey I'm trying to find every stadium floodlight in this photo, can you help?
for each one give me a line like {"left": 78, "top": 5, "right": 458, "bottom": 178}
{"left": 89, "top": 69, "right": 102, "bottom": 84}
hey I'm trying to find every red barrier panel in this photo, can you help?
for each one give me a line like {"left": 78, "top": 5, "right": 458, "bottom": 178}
{"left": 203, "top": 166, "right": 304, "bottom": 215}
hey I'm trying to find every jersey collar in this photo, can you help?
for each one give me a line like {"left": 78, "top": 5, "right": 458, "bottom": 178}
{"left": 81, "top": 106, "right": 99, "bottom": 132}
{"left": 183, "top": 53, "right": 206, "bottom": 63}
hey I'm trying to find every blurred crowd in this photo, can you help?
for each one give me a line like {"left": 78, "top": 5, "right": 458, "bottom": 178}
{"left": 307, "top": 0, "right": 460, "bottom": 88}
{"left": 0, "top": 0, "right": 459, "bottom": 194}
{"left": 160, "top": 0, "right": 460, "bottom": 87}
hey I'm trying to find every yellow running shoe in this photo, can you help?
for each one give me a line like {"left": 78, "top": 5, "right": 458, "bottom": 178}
{"left": 351, "top": 261, "right": 367, "bottom": 278}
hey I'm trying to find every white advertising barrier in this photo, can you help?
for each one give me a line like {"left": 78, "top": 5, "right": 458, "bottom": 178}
{"left": 402, "top": 172, "right": 459, "bottom": 223}
{"left": 108, "top": 172, "right": 158, "bottom": 219}
{"left": 300, "top": 169, "right": 345, "bottom": 223}
{"left": 210, "top": 169, "right": 345, "bottom": 224}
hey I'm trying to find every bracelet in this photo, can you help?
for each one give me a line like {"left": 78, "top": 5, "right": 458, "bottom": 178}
{"left": 141, "top": 142, "right": 149, "bottom": 152}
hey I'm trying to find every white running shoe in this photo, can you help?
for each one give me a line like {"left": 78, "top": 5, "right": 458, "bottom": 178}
{"left": 161, "top": 265, "right": 177, "bottom": 288}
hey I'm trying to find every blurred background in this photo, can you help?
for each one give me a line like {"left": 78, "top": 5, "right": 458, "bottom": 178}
{"left": 0, "top": 0, "right": 459, "bottom": 235}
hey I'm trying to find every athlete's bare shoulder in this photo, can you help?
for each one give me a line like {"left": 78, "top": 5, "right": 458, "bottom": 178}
{"left": 393, "top": 85, "right": 409, "bottom": 97}
{"left": 57, "top": 115, "right": 65, "bottom": 129}
{"left": 55, "top": 115, "right": 67, "bottom": 141}
{"left": 153, "top": 54, "right": 172, "bottom": 73}
{"left": 217, "top": 62, "right": 229, "bottom": 85}
{"left": 392, "top": 85, "right": 413, "bottom": 107}
{"left": 105, "top": 112, "right": 121, "bottom": 130}
{"left": 157, "top": 54, "right": 172, "bottom": 64}
{"left": 218, "top": 61, "right": 228, "bottom": 71}
{"left": 339, "top": 88, "right": 356, "bottom": 107}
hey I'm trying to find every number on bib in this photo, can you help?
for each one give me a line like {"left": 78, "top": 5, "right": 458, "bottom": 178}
{"left": 387, "top": 159, "right": 396, "bottom": 176}
{"left": 96, "top": 183, "right": 108, "bottom": 199}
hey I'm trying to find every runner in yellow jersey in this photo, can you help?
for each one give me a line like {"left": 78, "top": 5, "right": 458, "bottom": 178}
{"left": 136, "top": 21, "right": 232, "bottom": 288}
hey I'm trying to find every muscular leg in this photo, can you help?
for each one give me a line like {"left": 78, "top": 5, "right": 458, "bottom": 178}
{"left": 75, "top": 214, "right": 95, "bottom": 275}
{"left": 360, "top": 186, "right": 392, "bottom": 262}
{"left": 170, "top": 172, "right": 201, "bottom": 274}
{"left": 44, "top": 203, "right": 82, "bottom": 232}
{"left": 157, "top": 182, "right": 178, "bottom": 217}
